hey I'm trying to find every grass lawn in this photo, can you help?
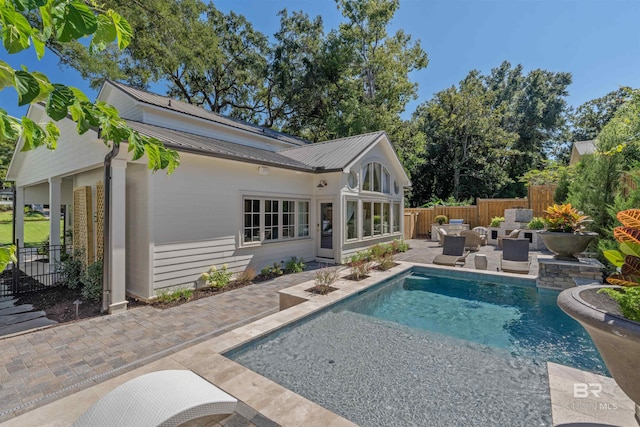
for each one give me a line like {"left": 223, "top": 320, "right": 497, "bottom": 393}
{"left": 0, "top": 214, "right": 64, "bottom": 247}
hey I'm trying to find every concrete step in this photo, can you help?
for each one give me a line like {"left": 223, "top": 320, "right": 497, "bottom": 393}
{"left": 0, "top": 316, "right": 57, "bottom": 336}
{"left": 0, "top": 304, "right": 34, "bottom": 315}
{"left": 0, "top": 310, "right": 50, "bottom": 326}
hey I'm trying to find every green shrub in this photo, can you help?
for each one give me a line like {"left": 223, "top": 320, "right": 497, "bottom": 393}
{"left": 200, "top": 264, "right": 233, "bottom": 289}
{"left": 489, "top": 216, "right": 504, "bottom": 227}
{"left": 391, "top": 239, "right": 409, "bottom": 253}
{"left": 57, "top": 249, "right": 85, "bottom": 289}
{"left": 598, "top": 287, "right": 640, "bottom": 322}
{"left": 156, "top": 287, "right": 193, "bottom": 304}
{"left": 260, "top": 263, "right": 283, "bottom": 279}
{"left": 313, "top": 266, "right": 338, "bottom": 294}
{"left": 284, "top": 257, "right": 305, "bottom": 274}
{"left": 370, "top": 243, "right": 391, "bottom": 261}
{"left": 82, "top": 261, "right": 103, "bottom": 301}
{"left": 527, "top": 217, "right": 545, "bottom": 230}
{"left": 349, "top": 252, "right": 372, "bottom": 280}
{"left": 434, "top": 215, "right": 448, "bottom": 225}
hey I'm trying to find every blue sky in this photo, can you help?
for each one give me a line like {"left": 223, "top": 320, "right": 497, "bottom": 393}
{"left": 1, "top": 0, "right": 639, "bottom": 120}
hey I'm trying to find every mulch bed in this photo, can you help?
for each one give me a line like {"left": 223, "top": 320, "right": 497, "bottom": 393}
{"left": 17, "top": 286, "right": 103, "bottom": 324}
{"left": 375, "top": 262, "right": 399, "bottom": 271}
{"left": 149, "top": 279, "right": 255, "bottom": 309}
{"left": 305, "top": 285, "right": 338, "bottom": 295}
{"left": 344, "top": 274, "right": 370, "bottom": 281}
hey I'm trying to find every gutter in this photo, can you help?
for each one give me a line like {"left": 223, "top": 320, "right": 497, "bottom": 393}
{"left": 102, "top": 142, "right": 119, "bottom": 313}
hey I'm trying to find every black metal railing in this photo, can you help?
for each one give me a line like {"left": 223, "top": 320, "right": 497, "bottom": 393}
{"left": 0, "top": 241, "right": 70, "bottom": 297}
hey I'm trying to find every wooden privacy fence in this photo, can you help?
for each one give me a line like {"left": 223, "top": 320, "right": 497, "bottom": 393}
{"left": 404, "top": 185, "right": 556, "bottom": 238}
{"left": 528, "top": 184, "right": 556, "bottom": 218}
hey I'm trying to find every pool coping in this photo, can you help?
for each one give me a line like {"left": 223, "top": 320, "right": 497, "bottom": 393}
{"left": 3, "top": 262, "right": 635, "bottom": 427}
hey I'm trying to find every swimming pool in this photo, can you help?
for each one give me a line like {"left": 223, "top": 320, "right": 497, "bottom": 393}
{"left": 228, "top": 269, "right": 606, "bottom": 426}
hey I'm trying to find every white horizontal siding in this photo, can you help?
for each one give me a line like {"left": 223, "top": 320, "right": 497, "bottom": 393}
{"left": 150, "top": 153, "right": 316, "bottom": 291}
{"left": 12, "top": 106, "right": 109, "bottom": 187}
{"left": 152, "top": 238, "right": 314, "bottom": 291}
{"left": 99, "top": 85, "right": 143, "bottom": 121}
{"left": 151, "top": 152, "right": 314, "bottom": 243}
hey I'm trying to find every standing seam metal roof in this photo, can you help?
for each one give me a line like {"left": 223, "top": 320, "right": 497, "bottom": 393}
{"left": 107, "top": 80, "right": 309, "bottom": 147}
{"left": 279, "top": 131, "right": 386, "bottom": 170}
{"left": 125, "top": 120, "right": 314, "bottom": 172}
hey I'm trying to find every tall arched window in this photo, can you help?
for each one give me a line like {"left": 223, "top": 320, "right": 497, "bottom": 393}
{"left": 362, "top": 162, "right": 391, "bottom": 194}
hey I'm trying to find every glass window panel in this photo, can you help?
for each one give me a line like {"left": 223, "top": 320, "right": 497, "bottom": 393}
{"left": 383, "top": 169, "right": 390, "bottom": 194}
{"left": 393, "top": 203, "right": 400, "bottom": 232}
{"left": 283, "top": 200, "right": 294, "bottom": 238}
{"left": 373, "top": 163, "right": 381, "bottom": 192}
{"left": 363, "top": 202, "right": 372, "bottom": 237}
{"left": 243, "top": 199, "right": 261, "bottom": 243}
{"left": 298, "top": 201, "right": 309, "bottom": 237}
{"left": 346, "top": 200, "right": 358, "bottom": 240}
{"left": 373, "top": 202, "right": 382, "bottom": 235}
{"left": 362, "top": 164, "right": 371, "bottom": 191}
{"left": 348, "top": 171, "right": 358, "bottom": 189}
{"left": 265, "top": 200, "right": 278, "bottom": 240}
{"left": 383, "top": 203, "right": 390, "bottom": 234}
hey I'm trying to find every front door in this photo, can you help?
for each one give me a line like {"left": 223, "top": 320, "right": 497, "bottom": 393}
{"left": 317, "top": 201, "right": 334, "bottom": 259}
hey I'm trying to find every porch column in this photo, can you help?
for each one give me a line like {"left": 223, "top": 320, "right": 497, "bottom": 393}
{"left": 108, "top": 159, "right": 128, "bottom": 314}
{"left": 49, "top": 177, "right": 61, "bottom": 264}
{"left": 14, "top": 186, "right": 24, "bottom": 248}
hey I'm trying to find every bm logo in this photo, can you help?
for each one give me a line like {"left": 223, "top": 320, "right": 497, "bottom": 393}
{"left": 574, "top": 383, "right": 602, "bottom": 398}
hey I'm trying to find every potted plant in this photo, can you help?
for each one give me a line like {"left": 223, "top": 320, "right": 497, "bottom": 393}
{"left": 434, "top": 215, "right": 448, "bottom": 226}
{"left": 489, "top": 216, "right": 504, "bottom": 227}
{"left": 557, "top": 209, "right": 640, "bottom": 411}
{"left": 538, "top": 203, "right": 598, "bottom": 261}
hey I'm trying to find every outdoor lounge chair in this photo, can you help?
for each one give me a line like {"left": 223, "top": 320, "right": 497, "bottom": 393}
{"left": 73, "top": 370, "right": 238, "bottom": 427}
{"left": 436, "top": 227, "right": 448, "bottom": 246}
{"left": 497, "top": 229, "right": 521, "bottom": 249}
{"left": 460, "top": 229, "right": 482, "bottom": 251}
{"left": 433, "top": 235, "right": 470, "bottom": 267}
{"left": 472, "top": 226, "right": 488, "bottom": 246}
{"left": 500, "top": 238, "right": 531, "bottom": 274}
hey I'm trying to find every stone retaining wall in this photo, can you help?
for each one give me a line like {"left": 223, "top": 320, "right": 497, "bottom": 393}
{"left": 536, "top": 256, "right": 604, "bottom": 290}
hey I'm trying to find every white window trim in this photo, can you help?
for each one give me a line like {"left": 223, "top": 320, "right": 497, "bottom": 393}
{"left": 241, "top": 196, "right": 311, "bottom": 247}
{"left": 361, "top": 161, "right": 392, "bottom": 195}
{"left": 345, "top": 198, "right": 359, "bottom": 242}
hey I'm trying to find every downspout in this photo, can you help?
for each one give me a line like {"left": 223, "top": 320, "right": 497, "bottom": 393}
{"left": 102, "top": 142, "right": 120, "bottom": 313}
{"left": 11, "top": 183, "right": 16, "bottom": 245}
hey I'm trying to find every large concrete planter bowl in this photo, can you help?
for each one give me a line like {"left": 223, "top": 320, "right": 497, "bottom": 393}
{"left": 558, "top": 285, "right": 640, "bottom": 408}
{"left": 538, "top": 231, "right": 598, "bottom": 261}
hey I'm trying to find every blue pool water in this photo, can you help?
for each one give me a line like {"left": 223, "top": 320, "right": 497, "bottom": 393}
{"left": 346, "top": 272, "right": 606, "bottom": 374}
{"left": 229, "top": 271, "right": 606, "bottom": 426}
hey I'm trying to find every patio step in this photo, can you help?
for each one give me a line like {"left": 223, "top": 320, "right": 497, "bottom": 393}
{"left": 0, "top": 304, "right": 34, "bottom": 315}
{"left": 0, "top": 316, "right": 57, "bottom": 336}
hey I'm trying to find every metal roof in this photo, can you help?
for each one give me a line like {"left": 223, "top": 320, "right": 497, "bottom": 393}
{"left": 107, "top": 80, "right": 309, "bottom": 147}
{"left": 126, "top": 120, "right": 314, "bottom": 172}
{"left": 280, "top": 131, "right": 385, "bottom": 170}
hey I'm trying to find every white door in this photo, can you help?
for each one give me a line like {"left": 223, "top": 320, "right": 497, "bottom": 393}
{"left": 317, "top": 201, "right": 334, "bottom": 259}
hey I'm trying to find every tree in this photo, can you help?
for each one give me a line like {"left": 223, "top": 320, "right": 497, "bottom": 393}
{"left": 0, "top": 0, "right": 180, "bottom": 268}
{"left": 567, "top": 89, "right": 640, "bottom": 236}
{"left": 484, "top": 61, "right": 572, "bottom": 196}
{"left": 570, "top": 87, "right": 634, "bottom": 141}
{"left": 410, "top": 71, "right": 516, "bottom": 205}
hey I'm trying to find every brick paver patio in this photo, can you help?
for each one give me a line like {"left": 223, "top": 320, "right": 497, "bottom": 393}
{"left": 0, "top": 240, "right": 548, "bottom": 423}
